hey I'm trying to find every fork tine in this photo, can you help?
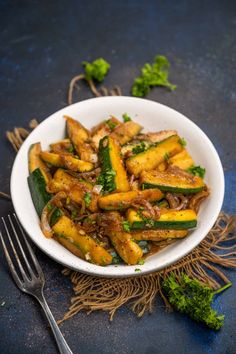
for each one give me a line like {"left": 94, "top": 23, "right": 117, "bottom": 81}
{"left": 2, "top": 217, "right": 29, "bottom": 282}
{"left": 13, "top": 213, "right": 44, "bottom": 278}
{"left": 0, "top": 231, "right": 23, "bottom": 289}
{"left": 8, "top": 215, "right": 35, "bottom": 278}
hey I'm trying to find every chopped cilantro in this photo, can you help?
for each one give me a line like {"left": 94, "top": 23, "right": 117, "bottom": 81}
{"left": 122, "top": 113, "right": 132, "bottom": 122}
{"left": 71, "top": 210, "right": 78, "bottom": 220}
{"left": 179, "top": 137, "right": 187, "bottom": 147}
{"left": 97, "top": 169, "right": 116, "bottom": 193}
{"left": 47, "top": 203, "right": 53, "bottom": 211}
{"left": 122, "top": 221, "right": 131, "bottom": 232}
{"left": 135, "top": 268, "right": 141, "bottom": 272}
{"left": 138, "top": 259, "right": 145, "bottom": 265}
{"left": 83, "top": 58, "right": 110, "bottom": 82}
{"left": 132, "top": 142, "right": 147, "bottom": 155}
{"left": 106, "top": 119, "right": 118, "bottom": 131}
{"left": 67, "top": 145, "right": 74, "bottom": 153}
{"left": 164, "top": 152, "right": 170, "bottom": 161}
{"left": 84, "top": 192, "right": 92, "bottom": 207}
{"left": 131, "top": 55, "right": 176, "bottom": 97}
{"left": 188, "top": 165, "right": 206, "bottom": 178}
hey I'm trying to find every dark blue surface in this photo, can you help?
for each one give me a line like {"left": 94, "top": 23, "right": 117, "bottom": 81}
{"left": 0, "top": 1, "right": 236, "bottom": 353}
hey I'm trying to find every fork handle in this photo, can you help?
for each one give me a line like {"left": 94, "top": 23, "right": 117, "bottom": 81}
{"left": 37, "top": 293, "right": 73, "bottom": 354}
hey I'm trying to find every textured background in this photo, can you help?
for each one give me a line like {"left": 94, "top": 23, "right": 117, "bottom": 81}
{"left": 0, "top": 1, "right": 236, "bottom": 353}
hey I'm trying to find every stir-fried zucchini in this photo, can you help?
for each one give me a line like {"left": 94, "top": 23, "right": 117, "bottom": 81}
{"left": 50, "top": 139, "right": 74, "bottom": 154}
{"left": 127, "top": 209, "right": 197, "bottom": 230}
{"left": 28, "top": 143, "right": 51, "bottom": 183}
{"left": 28, "top": 168, "right": 52, "bottom": 217}
{"left": 98, "top": 189, "right": 163, "bottom": 210}
{"left": 107, "top": 231, "right": 143, "bottom": 265}
{"left": 126, "top": 135, "right": 183, "bottom": 177}
{"left": 131, "top": 229, "right": 188, "bottom": 241}
{"left": 52, "top": 215, "right": 112, "bottom": 265}
{"left": 91, "top": 117, "right": 121, "bottom": 149}
{"left": 110, "top": 121, "right": 142, "bottom": 145}
{"left": 48, "top": 169, "right": 98, "bottom": 212}
{"left": 169, "top": 149, "right": 195, "bottom": 170}
{"left": 98, "top": 135, "right": 130, "bottom": 192}
{"left": 65, "top": 116, "right": 95, "bottom": 162}
{"left": 140, "top": 169, "right": 205, "bottom": 194}
{"left": 40, "top": 151, "right": 94, "bottom": 172}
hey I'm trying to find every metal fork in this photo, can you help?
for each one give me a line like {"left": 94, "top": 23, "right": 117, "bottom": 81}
{"left": 0, "top": 213, "right": 73, "bottom": 354}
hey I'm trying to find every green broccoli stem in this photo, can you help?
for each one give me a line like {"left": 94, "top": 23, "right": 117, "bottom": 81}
{"left": 213, "top": 282, "right": 232, "bottom": 296}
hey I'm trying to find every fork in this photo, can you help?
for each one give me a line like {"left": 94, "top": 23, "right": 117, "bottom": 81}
{"left": 0, "top": 213, "right": 73, "bottom": 354}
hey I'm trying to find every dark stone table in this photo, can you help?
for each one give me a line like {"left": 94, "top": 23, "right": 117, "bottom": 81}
{"left": 1, "top": 1, "right": 236, "bottom": 353}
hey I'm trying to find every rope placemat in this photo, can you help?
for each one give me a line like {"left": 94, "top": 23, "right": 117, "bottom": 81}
{"left": 2, "top": 77, "right": 236, "bottom": 324}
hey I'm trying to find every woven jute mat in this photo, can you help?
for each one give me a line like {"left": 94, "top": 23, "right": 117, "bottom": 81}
{"left": 2, "top": 78, "right": 236, "bottom": 323}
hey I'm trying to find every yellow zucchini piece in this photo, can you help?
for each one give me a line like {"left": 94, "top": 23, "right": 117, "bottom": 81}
{"left": 40, "top": 151, "right": 94, "bottom": 172}
{"left": 91, "top": 117, "right": 121, "bottom": 149}
{"left": 48, "top": 169, "right": 98, "bottom": 212}
{"left": 107, "top": 231, "right": 143, "bottom": 265}
{"left": 65, "top": 116, "right": 95, "bottom": 162}
{"left": 50, "top": 139, "right": 73, "bottom": 154}
{"left": 28, "top": 143, "right": 51, "bottom": 183}
{"left": 98, "top": 189, "right": 163, "bottom": 210}
{"left": 140, "top": 169, "right": 205, "bottom": 194}
{"left": 98, "top": 136, "right": 130, "bottom": 192}
{"left": 110, "top": 121, "right": 142, "bottom": 145}
{"left": 169, "top": 149, "right": 195, "bottom": 170}
{"left": 131, "top": 229, "right": 188, "bottom": 241}
{"left": 127, "top": 208, "right": 197, "bottom": 230}
{"left": 126, "top": 135, "right": 183, "bottom": 177}
{"left": 49, "top": 168, "right": 93, "bottom": 193}
{"left": 52, "top": 215, "right": 112, "bottom": 266}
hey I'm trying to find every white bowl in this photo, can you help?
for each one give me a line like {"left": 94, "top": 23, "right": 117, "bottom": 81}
{"left": 10, "top": 96, "right": 224, "bottom": 277}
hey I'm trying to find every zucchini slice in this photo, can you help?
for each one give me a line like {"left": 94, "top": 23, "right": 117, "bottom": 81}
{"left": 131, "top": 229, "right": 188, "bottom": 241}
{"left": 127, "top": 209, "right": 197, "bottom": 230}
{"left": 98, "top": 135, "right": 130, "bottom": 192}
{"left": 40, "top": 151, "right": 94, "bottom": 172}
{"left": 126, "top": 135, "right": 183, "bottom": 177}
{"left": 140, "top": 169, "right": 205, "bottom": 194}
{"left": 98, "top": 189, "right": 163, "bottom": 210}
{"left": 169, "top": 149, "right": 195, "bottom": 170}
{"left": 107, "top": 231, "right": 143, "bottom": 265}
{"left": 48, "top": 169, "right": 98, "bottom": 212}
{"left": 65, "top": 116, "right": 95, "bottom": 162}
{"left": 28, "top": 143, "right": 51, "bottom": 184}
{"left": 52, "top": 215, "right": 112, "bottom": 266}
{"left": 110, "top": 121, "right": 142, "bottom": 145}
{"left": 50, "top": 139, "right": 74, "bottom": 154}
{"left": 91, "top": 117, "right": 121, "bottom": 149}
{"left": 28, "top": 168, "right": 52, "bottom": 216}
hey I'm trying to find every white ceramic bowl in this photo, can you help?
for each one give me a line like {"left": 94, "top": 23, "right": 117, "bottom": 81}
{"left": 10, "top": 96, "right": 224, "bottom": 277}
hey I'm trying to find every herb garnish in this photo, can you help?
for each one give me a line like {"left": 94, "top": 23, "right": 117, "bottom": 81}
{"left": 163, "top": 273, "right": 232, "bottom": 330}
{"left": 164, "top": 152, "right": 170, "bottom": 162}
{"left": 138, "top": 259, "right": 145, "bottom": 265}
{"left": 132, "top": 142, "right": 147, "bottom": 155}
{"left": 122, "top": 113, "right": 132, "bottom": 122}
{"left": 84, "top": 192, "right": 92, "bottom": 207}
{"left": 132, "top": 55, "right": 176, "bottom": 97}
{"left": 179, "top": 137, "right": 187, "bottom": 147}
{"left": 122, "top": 221, "right": 131, "bottom": 232}
{"left": 83, "top": 58, "right": 110, "bottom": 82}
{"left": 188, "top": 165, "right": 206, "bottom": 178}
{"left": 106, "top": 119, "right": 118, "bottom": 131}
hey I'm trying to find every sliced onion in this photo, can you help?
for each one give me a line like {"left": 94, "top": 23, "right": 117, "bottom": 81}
{"left": 92, "top": 184, "right": 103, "bottom": 195}
{"left": 41, "top": 191, "right": 67, "bottom": 238}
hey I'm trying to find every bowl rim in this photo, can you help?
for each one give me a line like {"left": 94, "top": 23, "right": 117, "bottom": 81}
{"left": 10, "top": 96, "right": 225, "bottom": 277}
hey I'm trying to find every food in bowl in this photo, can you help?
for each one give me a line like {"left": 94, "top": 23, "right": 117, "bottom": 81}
{"left": 27, "top": 114, "right": 209, "bottom": 266}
